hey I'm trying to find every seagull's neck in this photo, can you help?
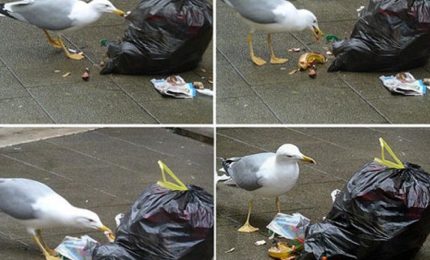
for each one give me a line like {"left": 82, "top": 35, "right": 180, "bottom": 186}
{"left": 67, "top": 1, "right": 103, "bottom": 30}
{"left": 292, "top": 10, "right": 311, "bottom": 31}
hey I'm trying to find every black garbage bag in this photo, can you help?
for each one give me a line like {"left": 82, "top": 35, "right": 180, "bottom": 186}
{"left": 328, "top": 0, "right": 430, "bottom": 72}
{"left": 300, "top": 161, "right": 430, "bottom": 260}
{"left": 100, "top": 0, "right": 213, "bottom": 75}
{"left": 92, "top": 184, "right": 214, "bottom": 260}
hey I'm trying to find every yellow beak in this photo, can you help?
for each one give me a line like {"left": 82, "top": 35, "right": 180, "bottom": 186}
{"left": 301, "top": 155, "right": 316, "bottom": 164}
{"left": 98, "top": 225, "right": 115, "bottom": 242}
{"left": 112, "top": 9, "right": 125, "bottom": 17}
{"left": 312, "top": 26, "right": 324, "bottom": 41}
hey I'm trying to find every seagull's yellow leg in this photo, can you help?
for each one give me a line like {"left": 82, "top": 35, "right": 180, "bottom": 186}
{"left": 268, "top": 33, "right": 288, "bottom": 64}
{"left": 43, "top": 30, "right": 62, "bottom": 49}
{"left": 57, "top": 37, "right": 85, "bottom": 60}
{"left": 247, "top": 33, "right": 266, "bottom": 66}
{"left": 33, "top": 230, "right": 60, "bottom": 260}
{"left": 276, "top": 196, "right": 281, "bottom": 213}
{"left": 238, "top": 199, "right": 259, "bottom": 232}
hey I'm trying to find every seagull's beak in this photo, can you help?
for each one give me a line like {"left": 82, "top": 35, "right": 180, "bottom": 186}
{"left": 312, "top": 26, "right": 324, "bottom": 41}
{"left": 301, "top": 155, "right": 316, "bottom": 164}
{"left": 98, "top": 225, "right": 115, "bottom": 242}
{"left": 112, "top": 9, "right": 125, "bottom": 17}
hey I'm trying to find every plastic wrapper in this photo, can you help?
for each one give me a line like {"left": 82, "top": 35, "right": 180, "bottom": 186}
{"left": 379, "top": 72, "right": 427, "bottom": 96}
{"left": 151, "top": 75, "right": 196, "bottom": 98}
{"left": 267, "top": 213, "right": 310, "bottom": 241}
{"left": 92, "top": 184, "right": 214, "bottom": 260}
{"left": 55, "top": 236, "right": 98, "bottom": 260}
{"left": 300, "top": 154, "right": 430, "bottom": 259}
{"left": 100, "top": 0, "right": 213, "bottom": 75}
{"left": 328, "top": 0, "right": 430, "bottom": 72}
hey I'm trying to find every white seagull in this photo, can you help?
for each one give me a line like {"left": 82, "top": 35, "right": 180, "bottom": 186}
{"left": 0, "top": 0, "right": 125, "bottom": 60}
{"left": 0, "top": 178, "right": 114, "bottom": 260}
{"left": 221, "top": 144, "right": 316, "bottom": 232}
{"left": 223, "top": 0, "right": 323, "bottom": 65}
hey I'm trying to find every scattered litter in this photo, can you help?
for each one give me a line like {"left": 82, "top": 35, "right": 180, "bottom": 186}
{"left": 356, "top": 5, "right": 365, "bottom": 17}
{"left": 100, "top": 39, "right": 109, "bottom": 47}
{"left": 268, "top": 241, "right": 297, "bottom": 260}
{"left": 68, "top": 48, "right": 78, "bottom": 54}
{"left": 298, "top": 53, "right": 327, "bottom": 71}
{"left": 225, "top": 247, "right": 236, "bottom": 253}
{"left": 81, "top": 68, "right": 90, "bottom": 81}
{"left": 193, "top": 81, "right": 205, "bottom": 89}
{"left": 255, "top": 240, "right": 266, "bottom": 246}
{"left": 267, "top": 213, "right": 310, "bottom": 241}
{"left": 280, "top": 67, "right": 287, "bottom": 71}
{"left": 196, "top": 88, "right": 214, "bottom": 96}
{"left": 54, "top": 70, "right": 61, "bottom": 73}
{"left": 151, "top": 75, "right": 213, "bottom": 98}
{"left": 330, "top": 189, "right": 341, "bottom": 202}
{"left": 114, "top": 213, "right": 124, "bottom": 227}
{"left": 325, "top": 34, "right": 340, "bottom": 43}
{"left": 289, "top": 69, "right": 298, "bottom": 75}
{"left": 151, "top": 75, "right": 196, "bottom": 99}
{"left": 326, "top": 51, "right": 333, "bottom": 56}
{"left": 423, "top": 78, "right": 430, "bottom": 86}
{"left": 308, "top": 67, "right": 317, "bottom": 79}
{"left": 379, "top": 72, "right": 427, "bottom": 96}
{"left": 99, "top": 61, "right": 105, "bottom": 67}
{"left": 288, "top": 48, "right": 301, "bottom": 52}
{"left": 62, "top": 72, "right": 71, "bottom": 78}
{"left": 200, "top": 68, "right": 207, "bottom": 73}
{"left": 208, "top": 79, "right": 213, "bottom": 84}
{"left": 55, "top": 235, "right": 99, "bottom": 260}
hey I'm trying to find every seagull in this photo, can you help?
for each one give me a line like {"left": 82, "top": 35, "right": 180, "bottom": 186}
{"left": 0, "top": 0, "right": 125, "bottom": 60}
{"left": 0, "top": 178, "right": 114, "bottom": 260}
{"left": 221, "top": 144, "right": 316, "bottom": 233}
{"left": 222, "top": 0, "right": 323, "bottom": 66}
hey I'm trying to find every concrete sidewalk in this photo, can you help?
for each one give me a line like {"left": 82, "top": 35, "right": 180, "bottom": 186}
{"left": 0, "top": 0, "right": 213, "bottom": 124}
{"left": 216, "top": 0, "right": 430, "bottom": 124}
{"left": 216, "top": 128, "right": 430, "bottom": 259}
{"left": 0, "top": 128, "right": 213, "bottom": 259}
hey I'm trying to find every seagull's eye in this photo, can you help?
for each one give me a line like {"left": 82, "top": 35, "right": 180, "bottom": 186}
{"left": 313, "top": 20, "right": 316, "bottom": 23}
{"left": 286, "top": 155, "right": 293, "bottom": 158}
{"left": 105, "top": 4, "right": 110, "bottom": 7}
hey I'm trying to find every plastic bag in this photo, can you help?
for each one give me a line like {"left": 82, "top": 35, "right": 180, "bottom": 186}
{"left": 267, "top": 213, "right": 310, "bottom": 241}
{"left": 328, "top": 0, "right": 430, "bottom": 72}
{"left": 300, "top": 139, "right": 430, "bottom": 260}
{"left": 55, "top": 236, "right": 99, "bottom": 260}
{"left": 92, "top": 161, "right": 214, "bottom": 260}
{"left": 100, "top": 0, "right": 213, "bottom": 75}
{"left": 379, "top": 72, "right": 427, "bottom": 96}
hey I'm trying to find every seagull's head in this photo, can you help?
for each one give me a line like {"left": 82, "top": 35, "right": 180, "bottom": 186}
{"left": 72, "top": 208, "right": 115, "bottom": 241}
{"left": 90, "top": 0, "right": 125, "bottom": 17}
{"left": 276, "top": 144, "right": 316, "bottom": 164}
{"left": 298, "top": 9, "right": 323, "bottom": 41}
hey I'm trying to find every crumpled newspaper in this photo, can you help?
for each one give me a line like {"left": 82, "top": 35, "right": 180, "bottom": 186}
{"left": 267, "top": 213, "right": 310, "bottom": 241}
{"left": 379, "top": 72, "right": 427, "bottom": 96}
{"left": 151, "top": 75, "right": 196, "bottom": 99}
{"left": 55, "top": 235, "right": 99, "bottom": 260}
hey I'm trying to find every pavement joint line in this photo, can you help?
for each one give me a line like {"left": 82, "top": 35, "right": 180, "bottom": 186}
{"left": 62, "top": 35, "right": 161, "bottom": 124}
{"left": 0, "top": 56, "right": 56, "bottom": 123}
{"left": 337, "top": 74, "right": 392, "bottom": 123}
{"left": 43, "top": 139, "right": 143, "bottom": 175}
{"left": 217, "top": 48, "right": 284, "bottom": 123}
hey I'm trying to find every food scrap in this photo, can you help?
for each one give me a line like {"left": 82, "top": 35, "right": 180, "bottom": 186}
{"left": 82, "top": 68, "right": 90, "bottom": 81}
{"left": 268, "top": 241, "right": 297, "bottom": 260}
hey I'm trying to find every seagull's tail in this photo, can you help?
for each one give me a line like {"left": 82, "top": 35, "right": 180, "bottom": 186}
{"left": 0, "top": 4, "right": 15, "bottom": 19}
{"left": 220, "top": 157, "right": 241, "bottom": 176}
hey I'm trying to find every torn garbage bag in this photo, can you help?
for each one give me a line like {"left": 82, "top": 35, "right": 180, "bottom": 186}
{"left": 92, "top": 161, "right": 214, "bottom": 260}
{"left": 100, "top": 0, "right": 213, "bottom": 75}
{"left": 328, "top": 0, "right": 430, "bottom": 72}
{"left": 300, "top": 138, "right": 430, "bottom": 260}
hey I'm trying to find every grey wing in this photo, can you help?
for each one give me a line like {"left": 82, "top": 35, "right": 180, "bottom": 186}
{"left": 225, "top": 0, "right": 287, "bottom": 24}
{"left": 228, "top": 153, "right": 274, "bottom": 191}
{"left": 7, "top": 0, "right": 75, "bottom": 30}
{"left": 0, "top": 178, "right": 54, "bottom": 220}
